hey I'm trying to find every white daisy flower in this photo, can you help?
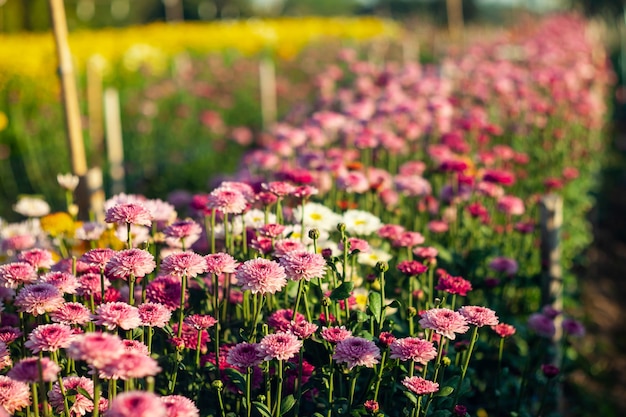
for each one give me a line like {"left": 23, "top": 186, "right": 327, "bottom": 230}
{"left": 292, "top": 202, "right": 342, "bottom": 233}
{"left": 13, "top": 196, "right": 50, "bottom": 218}
{"left": 243, "top": 209, "right": 276, "bottom": 228}
{"left": 358, "top": 248, "right": 392, "bottom": 267}
{"left": 342, "top": 210, "right": 382, "bottom": 236}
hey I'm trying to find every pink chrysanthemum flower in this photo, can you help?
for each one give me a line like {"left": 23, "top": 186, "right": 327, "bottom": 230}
{"left": 333, "top": 337, "right": 381, "bottom": 370}
{"left": 267, "top": 310, "right": 305, "bottom": 332}
{"left": 236, "top": 258, "right": 287, "bottom": 295}
{"left": 121, "top": 339, "right": 150, "bottom": 355}
{"left": 227, "top": 342, "right": 264, "bottom": 369}
{"left": 378, "top": 224, "right": 406, "bottom": 239}
{"left": 93, "top": 302, "right": 142, "bottom": 331}
{"left": 320, "top": 326, "right": 352, "bottom": 343}
{"left": 0, "top": 342, "right": 11, "bottom": 370}
{"left": 204, "top": 253, "right": 239, "bottom": 275}
{"left": 52, "top": 258, "right": 96, "bottom": 275}
{"left": 146, "top": 275, "right": 185, "bottom": 310}
{"left": 273, "top": 239, "right": 306, "bottom": 257}
{"left": 100, "top": 351, "right": 161, "bottom": 380}
{"left": 170, "top": 323, "right": 209, "bottom": 352}
{"left": 0, "top": 262, "right": 37, "bottom": 288}
{"left": 17, "top": 248, "right": 54, "bottom": 270}
{"left": 1, "top": 234, "right": 36, "bottom": 252}
{"left": 288, "top": 320, "right": 318, "bottom": 339}
{"left": 160, "top": 395, "right": 200, "bottom": 417}
{"left": 207, "top": 187, "right": 247, "bottom": 214}
{"left": 106, "top": 391, "right": 167, "bottom": 417}
{"left": 279, "top": 250, "right": 326, "bottom": 281}
{"left": 402, "top": 376, "right": 439, "bottom": 395}
{"left": 419, "top": 308, "right": 469, "bottom": 340}
{"left": 138, "top": 302, "right": 172, "bottom": 328}
{"left": 258, "top": 332, "right": 303, "bottom": 361}
{"left": 0, "top": 326, "right": 22, "bottom": 345}
{"left": 339, "top": 237, "right": 370, "bottom": 254}
{"left": 259, "top": 224, "right": 286, "bottom": 238}
{"left": 8, "top": 356, "right": 60, "bottom": 382}
{"left": 25, "top": 323, "right": 76, "bottom": 353}
{"left": 397, "top": 260, "right": 428, "bottom": 276}
{"left": 262, "top": 181, "right": 296, "bottom": 197}
{"left": 163, "top": 219, "right": 202, "bottom": 248}
{"left": 160, "top": 252, "right": 207, "bottom": 278}
{"left": 67, "top": 332, "right": 125, "bottom": 369}
{"left": 413, "top": 246, "right": 439, "bottom": 260}
{"left": 49, "top": 376, "right": 96, "bottom": 417}
{"left": 105, "top": 203, "right": 153, "bottom": 227}
{"left": 458, "top": 306, "right": 499, "bottom": 327}
{"left": 50, "top": 302, "right": 91, "bottom": 326}
{"left": 0, "top": 375, "right": 31, "bottom": 414}
{"left": 364, "top": 399, "right": 379, "bottom": 413}
{"left": 491, "top": 323, "right": 516, "bottom": 338}
{"left": 435, "top": 275, "right": 472, "bottom": 296}
{"left": 496, "top": 195, "right": 525, "bottom": 216}
{"left": 40, "top": 271, "right": 80, "bottom": 295}
{"left": 389, "top": 337, "right": 437, "bottom": 364}
{"left": 80, "top": 248, "right": 116, "bottom": 270}
{"left": 77, "top": 273, "right": 110, "bottom": 297}
{"left": 15, "top": 283, "right": 64, "bottom": 316}
{"left": 392, "top": 231, "right": 425, "bottom": 248}
{"left": 184, "top": 314, "right": 217, "bottom": 330}
{"left": 105, "top": 249, "right": 156, "bottom": 280}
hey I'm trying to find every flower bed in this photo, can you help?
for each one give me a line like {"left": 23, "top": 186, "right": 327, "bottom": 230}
{"left": 0, "top": 13, "right": 613, "bottom": 417}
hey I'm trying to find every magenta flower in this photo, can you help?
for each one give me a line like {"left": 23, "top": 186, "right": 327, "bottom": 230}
{"left": 15, "top": 283, "right": 65, "bottom": 316}
{"left": 488, "top": 257, "right": 518, "bottom": 275}
{"left": 320, "top": 326, "right": 352, "bottom": 344}
{"left": 0, "top": 262, "right": 37, "bottom": 288}
{"left": 491, "top": 323, "right": 516, "bottom": 338}
{"left": 163, "top": 219, "right": 202, "bottom": 247}
{"left": 160, "top": 251, "right": 207, "bottom": 278}
{"left": 160, "top": 395, "right": 200, "bottom": 417}
{"left": 17, "top": 248, "right": 54, "bottom": 270}
{"left": 419, "top": 308, "right": 469, "bottom": 340}
{"left": 0, "top": 326, "right": 22, "bottom": 345}
{"left": 105, "top": 202, "right": 153, "bottom": 227}
{"left": 146, "top": 275, "right": 185, "bottom": 310}
{"left": 94, "top": 302, "right": 142, "bottom": 331}
{"left": 0, "top": 375, "right": 31, "bottom": 414}
{"left": 77, "top": 272, "right": 110, "bottom": 297}
{"left": 402, "top": 376, "right": 439, "bottom": 395}
{"left": 236, "top": 258, "right": 287, "bottom": 295}
{"left": 67, "top": 332, "right": 125, "bottom": 369}
{"left": 205, "top": 252, "right": 239, "bottom": 276}
{"left": 458, "top": 306, "right": 499, "bottom": 327}
{"left": 49, "top": 376, "right": 96, "bottom": 417}
{"left": 227, "top": 342, "right": 264, "bottom": 369}
{"left": 8, "top": 356, "right": 60, "bottom": 383}
{"left": 333, "top": 337, "right": 381, "bottom": 370}
{"left": 496, "top": 195, "right": 525, "bottom": 216}
{"left": 80, "top": 248, "right": 116, "bottom": 270}
{"left": 170, "top": 323, "right": 210, "bottom": 352}
{"left": 392, "top": 231, "right": 425, "bottom": 248}
{"left": 389, "top": 337, "right": 437, "bottom": 364}
{"left": 268, "top": 309, "right": 305, "bottom": 332}
{"left": 378, "top": 224, "right": 406, "bottom": 240}
{"left": 397, "top": 260, "right": 428, "bottom": 276}
{"left": 25, "top": 323, "right": 76, "bottom": 353}
{"left": 138, "top": 302, "right": 172, "bottom": 328}
{"left": 435, "top": 275, "right": 472, "bottom": 296}
{"left": 288, "top": 320, "right": 319, "bottom": 339}
{"left": 273, "top": 239, "right": 306, "bottom": 257}
{"left": 106, "top": 391, "right": 167, "bottom": 417}
{"left": 562, "top": 318, "right": 585, "bottom": 337}
{"left": 258, "top": 332, "right": 303, "bottom": 361}
{"left": 105, "top": 249, "right": 156, "bottom": 280}
{"left": 262, "top": 181, "right": 296, "bottom": 197}
{"left": 527, "top": 313, "right": 556, "bottom": 338}
{"left": 279, "top": 250, "right": 326, "bottom": 281}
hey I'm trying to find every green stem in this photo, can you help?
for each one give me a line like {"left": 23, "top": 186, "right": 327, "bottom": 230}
{"left": 92, "top": 372, "right": 100, "bottom": 417}
{"left": 128, "top": 274, "right": 135, "bottom": 306}
{"left": 454, "top": 326, "right": 479, "bottom": 405}
{"left": 292, "top": 279, "right": 305, "bottom": 319}
{"left": 245, "top": 368, "right": 252, "bottom": 417}
{"left": 275, "top": 360, "right": 284, "bottom": 417}
{"left": 177, "top": 274, "right": 188, "bottom": 338}
{"left": 31, "top": 383, "right": 40, "bottom": 417}
{"left": 373, "top": 350, "right": 387, "bottom": 402}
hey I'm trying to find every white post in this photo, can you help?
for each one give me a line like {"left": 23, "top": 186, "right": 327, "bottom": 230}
{"left": 259, "top": 56, "right": 277, "bottom": 129}
{"left": 104, "top": 88, "right": 125, "bottom": 195}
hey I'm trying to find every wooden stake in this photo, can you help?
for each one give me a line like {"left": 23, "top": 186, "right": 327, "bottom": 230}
{"left": 259, "top": 56, "right": 277, "bottom": 129}
{"left": 87, "top": 56, "right": 104, "bottom": 165}
{"left": 446, "top": 0, "right": 464, "bottom": 41}
{"left": 104, "top": 88, "right": 125, "bottom": 195}
{"left": 539, "top": 193, "right": 564, "bottom": 414}
{"left": 48, "top": 0, "right": 90, "bottom": 218}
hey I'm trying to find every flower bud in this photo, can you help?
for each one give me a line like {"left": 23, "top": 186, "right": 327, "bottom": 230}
{"left": 375, "top": 261, "right": 389, "bottom": 273}
{"left": 308, "top": 228, "right": 320, "bottom": 240}
{"left": 212, "top": 380, "right": 224, "bottom": 391}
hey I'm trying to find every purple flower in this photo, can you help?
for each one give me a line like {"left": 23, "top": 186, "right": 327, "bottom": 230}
{"left": 333, "top": 337, "right": 380, "bottom": 370}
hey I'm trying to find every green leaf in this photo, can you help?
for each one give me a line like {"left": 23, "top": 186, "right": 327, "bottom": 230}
{"left": 252, "top": 401, "right": 272, "bottom": 417}
{"left": 403, "top": 390, "right": 418, "bottom": 404}
{"left": 280, "top": 394, "right": 296, "bottom": 415}
{"left": 368, "top": 291, "right": 382, "bottom": 322}
{"left": 330, "top": 281, "right": 354, "bottom": 301}
{"left": 436, "top": 386, "right": 455, "bottom": 397}
{"left": 76, "top": 386, "right": 93, "bottom": 401}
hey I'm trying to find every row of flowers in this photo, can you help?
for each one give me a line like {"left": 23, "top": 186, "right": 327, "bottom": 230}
{"left": 0, "top": 12, "right": 610, "bottom": 417}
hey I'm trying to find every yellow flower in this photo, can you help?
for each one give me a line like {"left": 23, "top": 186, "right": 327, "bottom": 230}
{"left": 0, "top": 111, "right": 7, "bottom": 132}
{"left": 40, "top": 212, "right": 76, "bottom": 238}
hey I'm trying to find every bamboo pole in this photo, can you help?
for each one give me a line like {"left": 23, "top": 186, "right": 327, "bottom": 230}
{"left": 48, "top": 0, "right": 90, "bottom": 218}
{"left": 104, "top": 88, "right": 126, "bottom": 196}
